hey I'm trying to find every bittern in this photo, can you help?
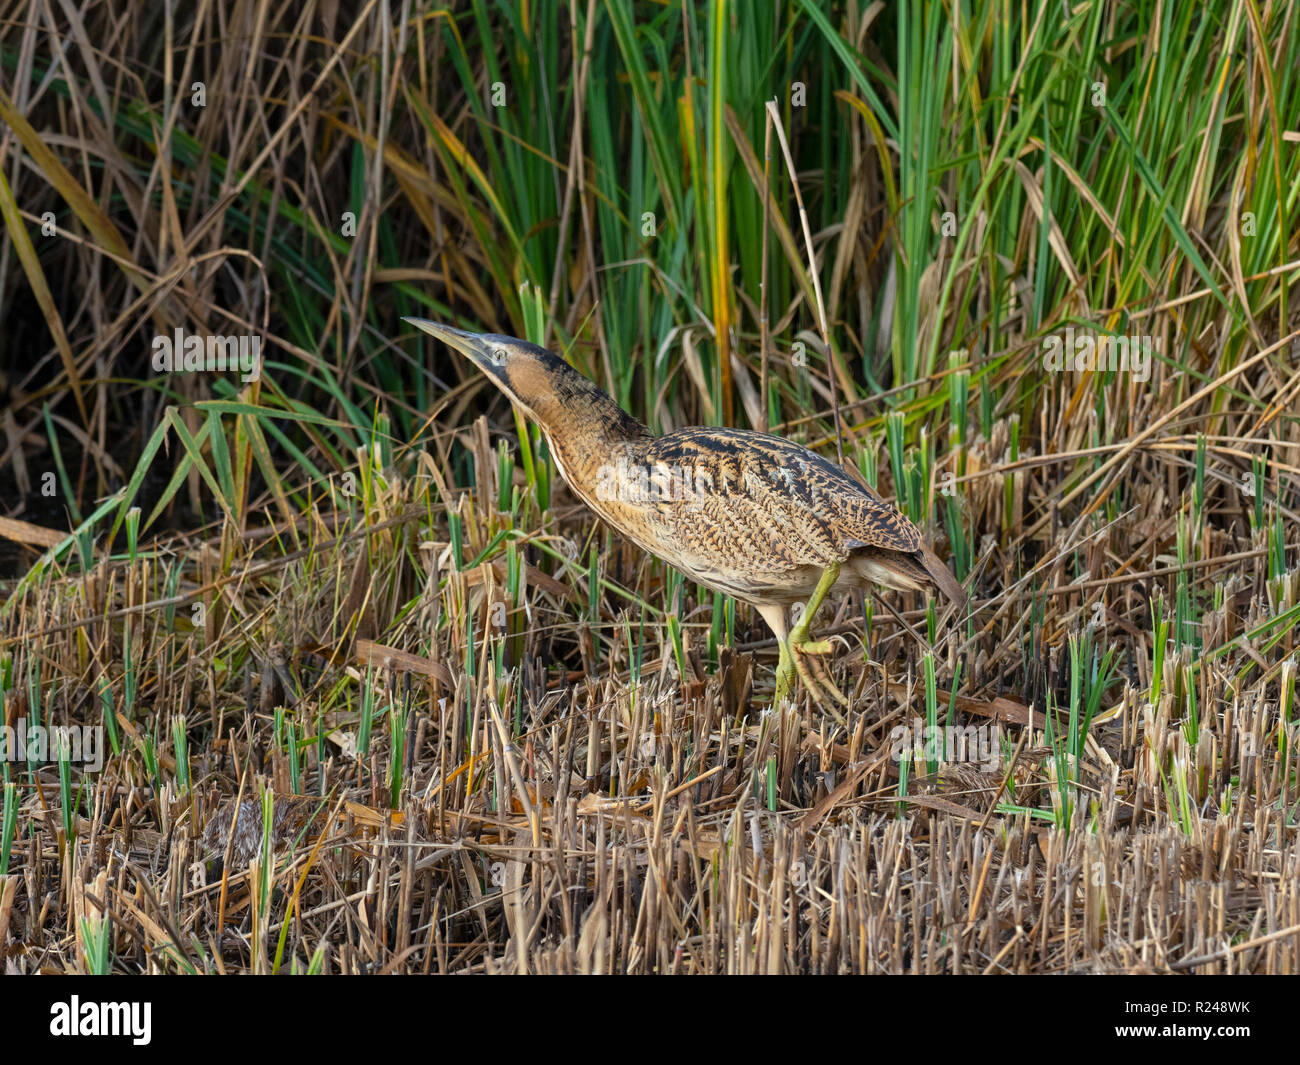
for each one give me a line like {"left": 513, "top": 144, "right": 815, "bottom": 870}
{"left": 408, "top": 320, "right": 966, "bottom": 704}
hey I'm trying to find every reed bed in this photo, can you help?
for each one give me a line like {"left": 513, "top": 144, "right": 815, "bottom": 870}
{"left": 0, "top": 0, "right": 1298, "bottom": 973}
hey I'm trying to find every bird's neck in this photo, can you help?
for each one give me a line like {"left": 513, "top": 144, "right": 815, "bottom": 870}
{"left": 525, "top": 380, "right": 652, "bottom": 506}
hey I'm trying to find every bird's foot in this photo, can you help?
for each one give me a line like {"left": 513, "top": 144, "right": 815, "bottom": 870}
{"left": 770, "top": 561, "right": 849, "bottom": 716}
{"left": 772, "top": 638, "right": 848, "bottom": 719}
{"left": 791, "top": 645, "right": 849, "bottom": 715}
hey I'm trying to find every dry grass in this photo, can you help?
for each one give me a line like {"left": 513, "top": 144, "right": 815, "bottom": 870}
{"left": 1, "top": 0, "right": 1299, "bottom": 974}
{"left": 3, "top": 432, "right": 1300, "bottom": 973}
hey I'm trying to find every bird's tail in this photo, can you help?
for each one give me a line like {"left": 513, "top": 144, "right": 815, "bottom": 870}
{"left": 918, "top": 548, "right": 967, "bottom": 609}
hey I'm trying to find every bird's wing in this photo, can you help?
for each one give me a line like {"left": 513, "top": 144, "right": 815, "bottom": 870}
{"left": 712, "top": 432, "right": 966, "bottom": 605}
{"left": 643, "top": 428, "right": 923, "bottom": 564}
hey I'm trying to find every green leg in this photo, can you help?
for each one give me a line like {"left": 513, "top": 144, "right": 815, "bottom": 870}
{"left": 772, "top": 563, "right": 848, "bottom": 713}
{"left": 789, "top": 562, "right": 841, "bottom": 650}
{"left": 773, "top": 639, "right": 796, "bottom": 705}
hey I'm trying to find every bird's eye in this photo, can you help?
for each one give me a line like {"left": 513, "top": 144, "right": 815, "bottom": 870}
{"left": 491, "top": 348, "right": 507, "bottom": 365}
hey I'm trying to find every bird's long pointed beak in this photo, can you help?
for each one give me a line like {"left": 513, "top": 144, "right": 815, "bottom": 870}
{"left": 403, "top": 317, "right": 490, "bottom": 365}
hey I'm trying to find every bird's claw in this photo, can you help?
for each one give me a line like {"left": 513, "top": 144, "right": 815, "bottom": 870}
{"left": 774, "top": 640, "right": 849, "bottom": 719}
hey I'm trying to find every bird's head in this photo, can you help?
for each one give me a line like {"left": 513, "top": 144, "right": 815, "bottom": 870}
{"left": 404, "top": 320, "right": 557, "bottom": 421}
{"left": 405, "top": 318, "right": 648, "bottom": 444}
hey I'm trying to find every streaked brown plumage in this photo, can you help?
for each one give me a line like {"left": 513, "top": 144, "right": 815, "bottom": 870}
{"left": 407, "top": 320, "right": 966, "bottom": 700}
